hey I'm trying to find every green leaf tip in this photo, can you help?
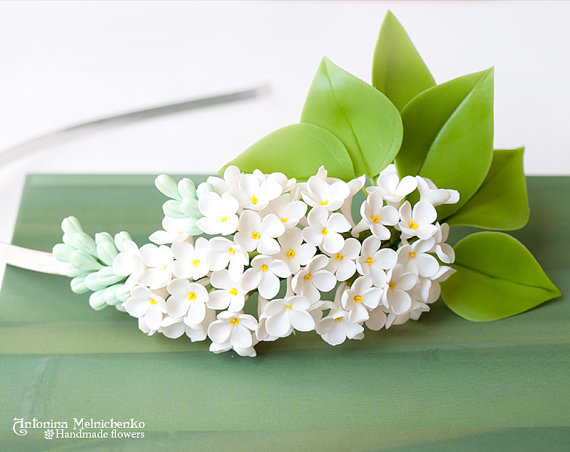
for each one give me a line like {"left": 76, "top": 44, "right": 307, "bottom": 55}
{"left": 221, "top": 123, "right": 356, "bottom": 181}
{"left": 441, "top": 232, "right": 561, "bottom": 322}
{"left": 300, "top": 56, "right": 403, "bottom": 179}
{"left": 373, "top": 11, "right": 436, "bottom": 111}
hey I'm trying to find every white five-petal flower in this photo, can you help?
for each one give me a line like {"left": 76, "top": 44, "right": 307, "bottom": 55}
{"left": 165, "top": 278, "right": 209, "bottom": 325}
{"left": 123, "top": 286, "right": 167, "bottom": 333}
{"left": 234, "top": 173, "right": 283, "bottom": 210}
{"left": 196, "top": 192, "right": 239, "bottom": 235}
{"left": 316, "top": 309, "right": 364, "bottom": 346}
{"left": 207, "top": 237, "right": 249, "bottom": 278}
{"left": 208, "top": 311, "right": 259, "bottom": 357}
{"left": 398, "top": 200, "right": 438, "bottom": 240}
{"left": 261, "top": 295, "right": 315, "bottom": 338}
{"left": 368, "top": 164, "right": 418, "bottom": 206}
{"left": 292, "top": 255, "right": 336, "bottom": 301}
{"left": 263, "top": 193, "right": 307, "bottom": 228}
{"left": 397, "top": 238, "right": 439, "bottom": 278}
{"left": 341, "top": 276, "right": 382, "bottom": 323}
{"left": 241, "top": 255, "right": 290, "bottom": 299}
{"left": 352, "top": 191, "right": 399, "bottom": 240}
{"left": 302, "top": 168, "right": 350, "bottom": 211}
{"left": 416, "top": 176, "right": 460, "bottom": 206}
{"left": 208, "top": 269, "right": 248, "bottom": 312}
{"left": 149, "top": 216, "right": 190, "bottom": 245}
{"left": 135, "top": 243, "right": 174, "bottom": 290}
{"left": 234, "top": 211, "right": 285, "bottom": 254}
{"left": 303, "top": 206, "right": 351, "bottom": 254}
{"left": 356, "top": 236, "right": 397, "bottom": 286}
{"left": 325, "top": 237, "right": 360, "bottom": 281}
{"left": 382, "top": 264, "right": 418, "bottom": 315}
{"left": 275, "top": 228, "right": 316, "bottom": 274}
{"left": 172, "top": 237, "right": 210, "bottom": 280}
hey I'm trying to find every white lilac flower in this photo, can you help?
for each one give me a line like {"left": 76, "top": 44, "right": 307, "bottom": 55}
{"left": 397, "top": 238, "right": 439, "bottom": 278}
{"left": 292, "top": 255, "right": 335, "bottom": 301}
{"left": 263, "top": 193, "right": 307, "bottom": 228}
{"left": 416, "top": 176, "right": 460, "bottom": 206}
{"left": 208, "top": 269, "right": 248, "bottom": 312}
{"left": 208, "top": 311, "right": 259, "bottom": 357}
{"left": 241, "top": 255, "right": 290, "bottom": 299}
{"left": 172, "top": 237, "right": 210, "bottom": 280}
{"left": 123, "top": 286, "right": 166, "bottom": 334}
{"left": 256, "top": 296, "right": 278, "bottom": 342}
{"left": 161, "top": 308, "right": 215, "bottom": 342}
{"left": 356, "top": 236, "right": 397, "bottom": 286}
{"left": 196, "top": 192, "right": 239, "bottom": 235}
{"left": 234, "top": 211, "right": 285, "bottom": 254}
{"left": 398, "top": 201, "right": 438, "bottom": 240}
{"left": 340, "top": 175, "right": 366, "bottom": 227}
{"left": 165, "top": 278, "right": 209, "bottom": 325}
{"left": 368, "top": 164, "right": 417, "bottom": 206}
{"left": 113, "top": 239, "right": 145, "bottom": 289}
{"left": 207, "top": 237, "right": 249, "bottom": 278}
{"left": 341, "top": 276, "right": 382, "bottom": 323}
{"left": 382, "top": 264, "right": 418, "bottom": 315}
{"left": 301, "top": 169, "right": 350, "bottom": 211}
{"left": 234, "top": 173, "right": 283, "bottom": 210}
{"left": 352, "top": 191, "right": 399, "bottom": 240}
{"left": 261, "top": 295, "right": 315, "bottom": 338}
{"left": 207, "top": 165, "right": 242, "bottom": 195}
{"left": 302, "top": 206, "right": 351, "bottom": 254}
{"left": 136, "top": 243, "right": 174, "bottom": 290}
{"left": 431, "top": 223, "right": 455, "bottom": 264}
{"left": 149, "top": 216, "right": 190, "bottom": 245}
{"left": 275, "top": 228, "right": 316, "bottom": 274}
{"left": 316, "top": 309, "right": 364, "bottom": 346}
{"left": 325, "top": 237, "right": 360, "bottom": 281}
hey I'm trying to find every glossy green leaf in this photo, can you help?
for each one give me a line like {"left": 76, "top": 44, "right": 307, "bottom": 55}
{"left": 446, "top": 148, "right": 529, "bottom": 230}
{"left": 300, "top": 57, "right": 402, "bottom": 178}
{"left": 441, "top": 232, "right": 560, "bottom": 321}
{"left": 372, "top": 11, "right": 436, "bottom": 111}
{"left": 396, "top": 68, "right": 494, "bottom": 218}
{"left": 221, "top": 123, "right": 355, "bottom": 181}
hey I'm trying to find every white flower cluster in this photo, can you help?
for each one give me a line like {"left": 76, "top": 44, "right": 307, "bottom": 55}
{"left": 114, "top": 165, "right": 458, "bottom": 357}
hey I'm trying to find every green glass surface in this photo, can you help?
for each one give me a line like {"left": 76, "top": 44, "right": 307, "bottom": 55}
{"left": 0, "top": 174, "right": 568, "bottom": 451}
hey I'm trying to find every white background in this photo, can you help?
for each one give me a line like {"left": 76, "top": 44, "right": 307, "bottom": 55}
{"left": 0, "top": 1, "right": 569, "bottom": 283}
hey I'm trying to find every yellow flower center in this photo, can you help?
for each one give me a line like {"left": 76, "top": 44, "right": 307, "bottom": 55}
{"left": 188, "top": 292, "right": 197, "bottom": 301}
{"left": 178, "top": 231, "right": 184, "bottom": 235}
{"left": 304, "top": 273, "right": 312, "bottom": 280}
{"left": 334, "top": 317, "right": 342, "bottom": 322}
{"left": 149, "top": 298, "right": 157, "bottom": 305}
{"left": 228, "top": 247, "right": 235, "bottom": 255}
{"left": 371, "top": 214, "right": 381, "bottom": 223}
{"left": 335, "top": 253, "right": 343, "bottom": 261}
{"left": 389, "top": 281, "right": 396, "bottom": 290}
{"left": 251, "top": 195, "right": 258, "bottom": 205}
{"left": 192, "top": 259, "right": 200, "bottom": 267}
{"left": 220, "top": 216, "right": 228, "bottom": 223}
{"left": 408, "top": 220, "right": 418, "bottom": 229}
{"left": 261, "top": 264, "right": 268, "bottom": 272}
{"left": 230, "top": 317, "right": 240, "bottom": 326}
{"left": 320, "top": 200, "right": 328, "bottom": 206}
{"left": 285, "top": 304, "right": 292, "bottom": 310}
{"left": 409, "top": 252, "right": 415, "bottom": 259}
{"left": 229, "top": 288, "right": 238, "bottom": 296}
{"left": 353, "top": 295, "right": 363, "bottom": 303}
{"left": 281, "top": 217, "right": 288, "bottom": 223}
{"left": 251, "top": 232, "right": 260, "bottom": 239}
{"left": 162, "top": 265, "right": 168, "bottom": 270}
{"left": 321, "top": 228, "right": 328, "bottom": 235}
{"left": 365, "top": 257, "right": 374, "bottom": 265}
{"left": 287, "top": 249, "right": 295, "bottom": 258}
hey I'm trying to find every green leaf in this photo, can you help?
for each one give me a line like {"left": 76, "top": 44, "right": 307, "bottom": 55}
{"left": 221, "top": 123, "right": 355, "bottom": 181}
{"left": 446, "top": 148, "right": 529, "bottom": 230}
{"left": 396, "top": 68, "right": 494, "bottom": 218}
{"left": 372, "top": 11, "right": 436, "bottom": 111}
{"left": 441, "top": 232, "right": 561, "bottom": 321}
{"left": 300, "top": 57, "right": 403, "bottom": 178}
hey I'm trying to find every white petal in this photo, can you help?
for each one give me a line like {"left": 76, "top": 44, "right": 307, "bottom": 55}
{"left": 366, "top": 308, "right": 387, "bottom": 331}
{"left": 387, "top": 289, "right": 412, "bottom": 314}
{"left": 375, "top": 249, "right": 397, "bottom": 269}
{"left": 416, "top": 254, "right": 439, "bottom": 278}
{"left": 167, "top": 278, "right": 191, "bottom": 296}
{"left": 311, "top": 271, "right": 336, "bottom": 292}
{"left": 207, "top": 291, "right": 230, "bottom": 310}
{"left": 166, "top": 296, "right": 190, "bottom": 318}
{"left": 187, "top": 301, "right": 206, "bottom": 324}
{"left": 322, "top": 232, "right": 345, "bottom": 254}
{"left": 266, "top": 310, "right": 291, "bottom": 337}
{"left": 124, "top": 298, "right": 148, "bottom": 317}
{"left": 231, "top": 324, "right": 253, "bottom": 348}
{"left": 327, "top": 213, "right": 351, "bottom": 233}
{"left": 259, "top": 273, "right": 281, "bottom": 299}
{"left": 144, "top": 306, "right": 164, "bottom": 331}
{"left": 241, "top": 268, "right": 262, "bottom": 292}
{"left": 290, "top": 310, "right": 315, "bottom": 332}
{"left": 396, "top": 176, "right": 418, "bottom": 196}
{"left": 208, "top": 320, "right": 233, "bottom": 343}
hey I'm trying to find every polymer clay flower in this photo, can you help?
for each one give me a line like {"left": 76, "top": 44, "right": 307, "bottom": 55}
{"left": 397, "top": 201, "right": 438, "bottom": 240}
{"left": 241, "top": 255, "right": 290, "bottom": 299}
{"left": 234, "top": 173, "right": 283, "bottom": 210}
{"left": 275, "top": 228, "right": 316, "bottom": 274}
{"left": 416, "top": 176, "right": 459, "bottom": 206}
{"left": 123, "top": 286, "right": 166, "bottom": 333}
{"left": 397, "top": 238, "right": 439, "bottom": 278}
{"left": 341, "top": 276, "right": 382, "bottom": 323}
{"left": 431, "top": 223, "right": 455, "bottom": 264}
{"left": 340, "top": 175, "right": 366, "bottom": 227}
{"left": 356, "top": 236, "right": 397, "bottom": 286}
{"left": 208, "top": 269, "right": 248, "bottom": 312}
{"left": 302, "top": 206, "right": 351, "bottom": 254}
{"left": 161, "top": 308, "right": 215, "bottom": 342}
{"left": 316, "top": 309, "right": 364, "bottom": 346}
{"left": 208, "top": 311, "right": 259, "bottom": 357}
{"left": 207, "top": 165, "right": 242, "bottom": 195}
{"left": 165, "top": 278, "right": 209, "bottom": 325}
{"left": 113, "top": 239, "right": 145, "bottom": 289}
{"left": 352, "top": 191, "right": 399, "bottom": 239}
{"left": 365, "top": 306, "right": 388, "bottom": 331}
{"left": 149, "top": 216, "right": 190, "bottom": 245}
{"left": 382, "top": 264, "right": 418, "bottom": 315}
{"left": 325, "top": 237, "right": 360, "bottom": 281}
{"left": 234, "top": 211, "right": 285, "bottom": 254}
{"left": 301, "top": 168, "right": 350, "bottom": 211}
{"left": 261, "top": 295, "right": 315, "bottom": 338}
{"left": 368, "top": 164, "right": 417, "bottom": 206}
{"left": 263, "top": 193, "right": 307, "bottom": 228}
{"left": 292, "top": 254, "right": 335, "bottom": 301}
{"left": 196, "top": 192, "right": 239, "bottom": 235}
{"left": 207, "top": 237, "right": 249, "bottom": 278}
{"left": 136, "top": 243, "right": 174, "bottom": 290}
{"left": 172, "top": 237, "right": 210, "bottom": 280}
